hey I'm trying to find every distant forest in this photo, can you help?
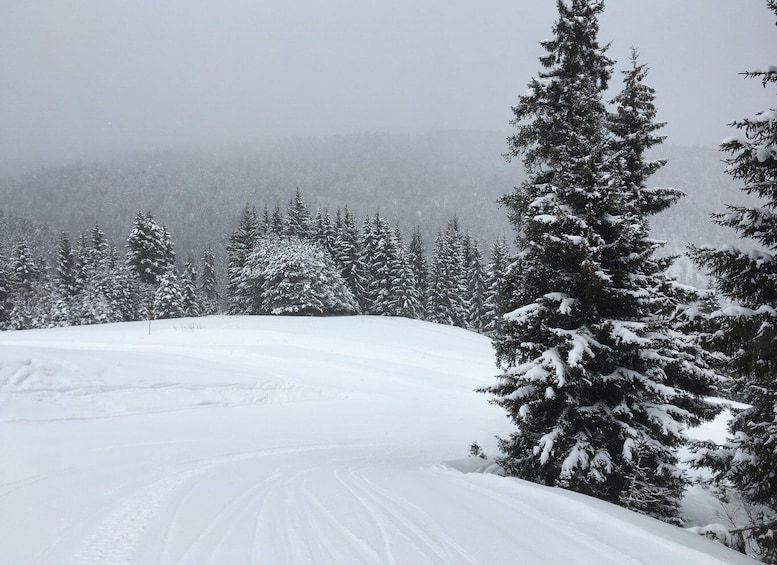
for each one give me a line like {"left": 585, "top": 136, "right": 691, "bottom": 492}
{"left": 0, "top": 131, "right": 746, "bottom": 288}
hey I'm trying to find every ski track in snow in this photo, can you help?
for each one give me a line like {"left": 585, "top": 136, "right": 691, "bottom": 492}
{"left": 70, "top": 444, "right": 384, "bottom": 565}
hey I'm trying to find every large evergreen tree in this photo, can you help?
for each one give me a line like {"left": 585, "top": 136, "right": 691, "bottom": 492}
{"left": 333, "top": 207, "right": 364, "bottom": 306}
{"left": 463, "top": 233, "right": 488, "bottom": 333}
{"left": 407, "top": 227, "right": 429, "bottom": 319}
{"left": 284, "top": 188, "right": 313, "bottom": 239}
{"left": 181, "top": 257, "right": 201, "bottom": 317}
{"left": 690, "top": 4, "right": 777, "bottom": 556}
{"left": 153, "top": 271, "right": 185, "bottom": 319}
{"left": 55, "top": 232, "right": 79, "bottom": 298}
{"left": 484, "top": 238, "right": 509, "bottom": 336}
{"left": 200, "top": 246, "right": 220, "bottom": 314}
{"left": 126, "top": 212, "right": 175, "bottom": 287}
{"left": 226, "top": 205, "right": 260, "bottom": 313}
{"left": 237, "top": 237, "right": 357, "bottom": 316}
{"left": 427, "top": 219, "right": 467, "bottom": 327}
{"left": 483, "top": 0, "right": 718, "bottom": 522}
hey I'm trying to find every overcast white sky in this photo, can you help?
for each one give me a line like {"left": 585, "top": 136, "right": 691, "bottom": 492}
{"left": 1, "top": 0, "right": 775, "bottom": 164}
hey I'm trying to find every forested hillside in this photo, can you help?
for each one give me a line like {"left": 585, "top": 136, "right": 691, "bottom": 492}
{"left": 0, "top": 132, "right": 744, "bottom": 286}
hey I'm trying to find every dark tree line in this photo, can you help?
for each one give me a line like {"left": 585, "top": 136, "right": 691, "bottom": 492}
{"left": 224, "top": 188, "right": 508, "bottom": 329}
{"left": 0, "top": 189, "right": 508, "bottom": 334}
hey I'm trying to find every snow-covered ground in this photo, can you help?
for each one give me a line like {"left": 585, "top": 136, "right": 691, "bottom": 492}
{"left": 0, "top": 316, "right": 756, "bottom": 564}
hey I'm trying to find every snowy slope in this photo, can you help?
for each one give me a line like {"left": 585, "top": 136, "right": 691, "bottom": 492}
{"left": 0, "top": 316, "right": 756, "bottom": 564}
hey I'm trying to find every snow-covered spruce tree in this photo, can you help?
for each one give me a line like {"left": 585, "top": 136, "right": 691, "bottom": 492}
{"left": 226, "top": 205, "right": 260, "bottom": 314}
{"left": 153, "top": 270, "right": 184, "bottom": 319}
{"left": 237, "top": 237, "right": 357, "bottom": 316}
{"left": 407, "top": 227, "right": 429, "bottom": 319}
{"left": 366, "top": 214, "right": 404, "bottom": 315}
{"left": 333, "top": 207, "right": 365, "bottom": 306}
{"left": 463, "top": 233, "right": 488, "bottom": 333}
{"left": 55, "top": 232, "right": 79, "bottom": 298}
{"left": 270, "top": 203, "right": 284, "bottom": 237}
{"left": 314, "top": 208, "right": 336, "bottom": 258}
{"left": 126, "top": 212, "right": 175, "bottom": 287}
{"left": 484, "top": 238, "right": 509, "bottom": 336}
{"left": 10, "top": 239, "right": 39, "bottom": 295}
{"left": 387, "top": 226, "right": 423, "bottom": 319}
{"left": 689, "top": 8, "right": 777, "bottom": 556}
{"left": 284, "top": 188, "right": 313, "bottom": 240}
{"left": 427, "top": 219, "right": 467, "bottom": 327}
{"left": 200, "top": 246, "right": 220, "bottom": 314}
{"left": 357, "top": 215, "right": 378, "bottom": 312}
{"left": 482, "top": 0, "right": 718, "bottom": 522}
{"left": 0, "top": 252, "right": 10, "bottom": 329}
{"left": 180, "top": 257, "right": 200, "bottom": 317}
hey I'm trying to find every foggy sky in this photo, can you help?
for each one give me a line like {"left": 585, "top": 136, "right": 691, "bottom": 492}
{"left": 1, "top": 0, "right": 775, "bottom": 165}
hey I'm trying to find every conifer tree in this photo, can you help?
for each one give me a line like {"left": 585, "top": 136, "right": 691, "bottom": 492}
{"left": 56, "top": 232, "right": 79, "bottom": 298}
{"left": 10, "top": 239, "right": 39, "bottom": 295}
{"left": 89, "top": 223, "right": 110, "bottom": 271}
{"left": 389, "top": 227, "right": 422, "bottom": 319}
{"left": 181, "top": 257, "right": 201, "bottom": 317}
{"left": 0, "top": 252, "right": 9, "bottom": 329}
{"left": 226, "top": 205, "right": 260, "bottom": 312}
{"left": 427, "top": 219, "right": 467, "bottom": 327}
{"left": 689, "top": 5, "right": 777, "bottom": 555}
{"left": 484, "top": 238, "right": 509, "bottom": 335}
{"left": 284, "top": 188, "right": 313, "bottom": 239}
{"left": 463, "top": 234, "right": 488, "bottom": 333}
{"left": 314, "top": 208, "right": 336, "bottom": 258}
{"left": 270, "top": 203, "right": 284, "bottom": 237}
{"left": 153, "top": 270, "right": 185, "bottom": 319}
{"left": 407, "top": 227, "right": 429, "bottom": 319}
{"left": 238, "top": 237, "right": 357, "bottom": 316}
{"left": 482, "top": 0, "right": 718, "bottom": 522}
{"left": 200, "top": 246, "right": 220, "bottom": 314}
{"left": 367, "top": 214, "right": 401, "bottom": 315}
{"left": 333, "top": 207, "right": 364, "bottom": 304}
{"left": 357, "top": 215, "right": 378, "bottom": 312}
{"left": 126, "top": 212, "right": 175, "bottom": 286}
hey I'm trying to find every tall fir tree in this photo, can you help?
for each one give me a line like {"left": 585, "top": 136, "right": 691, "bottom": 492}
{"left": 482, "top": 0, "right": 718, "bottom": 522}
{"left": 153, "top": 270, "right": 184, "bottom": 319}
{"left": 484, "top": 238, "right": 509, "bottom": 336}
{"left": 407, "top": 227, "right": 429, "bottom": 319}
{"left": 126, "top": 212, "right": 175, "bottom": 287}
{"left": 463, "top": 233, "right": 488, "bottom": 333}
{"left": 284, "top": 188, "right": 313, "bottom": 239}
{"left": 333, "top": 207, "right": 364, "bottom": 306}
{"left": 56, "top": 232, "right": 79, "bottom": 298}
{"left": 200, "top": 246, "right": 220, "bottom": 314}
{"left": 314, "top": 208, "right": 337, "bottom": 259}
{"left": 427, "top": 219, "right": 467, "bottom": 327}
{"left": 0, "top": 252, "right": 9, "bottom": 329}
{"left": 181, "top": 257, "right": 201, "bottom": 317}
{"left": 226, "top": 205, "right": 260, "bottom": 313}
{"left": 270, "top": 203, "right": 284, "bottom": 237}
{"left": 689, "top": 4, "right": 777, "bottom": 557}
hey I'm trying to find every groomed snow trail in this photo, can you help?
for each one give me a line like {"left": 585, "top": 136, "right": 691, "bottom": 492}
{"left": 0, "top": 316, "right": 757, "bottom": 564}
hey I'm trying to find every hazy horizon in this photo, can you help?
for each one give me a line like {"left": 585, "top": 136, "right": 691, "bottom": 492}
{"left": 2, "top": 1, "right": 775, "bottom": 166}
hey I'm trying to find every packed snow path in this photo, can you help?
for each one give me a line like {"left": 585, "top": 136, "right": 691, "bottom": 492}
{"left": 0, "top": 316, "right": 755, "bottom": 564}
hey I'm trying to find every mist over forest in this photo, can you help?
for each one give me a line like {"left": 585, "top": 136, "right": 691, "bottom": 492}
{"left": 0, "top": 131, "right": 742, "bottom": 288}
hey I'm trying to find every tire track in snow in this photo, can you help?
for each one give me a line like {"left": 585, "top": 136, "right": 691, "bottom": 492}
{"left": 299, "top": 486, "right": 382, "bottom": 564}
{"left": 172, "top": 472, "right": 280, "bottom": 565}
{"left": 342, "top": 469, "right": 479, "bottom": 565}
{"left": 70, "top": 443, "right": 384, "bottom": 565}
{"left": 335, "top": 469, "right": 398, "bottom": 565}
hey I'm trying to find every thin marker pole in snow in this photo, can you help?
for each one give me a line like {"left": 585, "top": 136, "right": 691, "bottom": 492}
{"left": 148, "top": 313, "right": 152, "bottom": 336}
